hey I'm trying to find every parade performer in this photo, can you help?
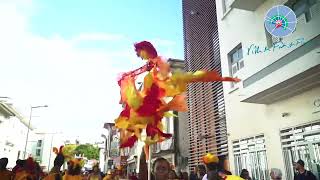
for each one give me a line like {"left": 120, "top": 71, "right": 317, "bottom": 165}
{"left": 203, "top": 153, "right": 244, "bottom": 180}
{"left": 14, "top": 157, "right": 44, "bottom": 180}
{"left": 44, "top": 146, "right": 66, "bottom": 180}
{"left": 115, "top": 41, "right": 240, "bottom": 151}
{"left": 62, "top": 158, "right": 84, "bottom": 180}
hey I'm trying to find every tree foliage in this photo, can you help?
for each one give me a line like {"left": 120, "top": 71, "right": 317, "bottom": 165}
{"left": 63, "top": 144, "right": 77, "bottom": 158}
{"left": 74, "top": 144, "right": 99, "bottom": 160}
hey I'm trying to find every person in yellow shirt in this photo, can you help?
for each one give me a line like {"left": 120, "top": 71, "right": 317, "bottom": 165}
{"left": 218, "top": 169, "right": 244, "bottom": 180}
{"left": 202, "top": 153, "right": 244, "bottom": 180}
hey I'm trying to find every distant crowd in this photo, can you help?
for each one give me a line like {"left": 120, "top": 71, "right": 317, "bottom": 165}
{"left": 0, "top": 156, "right": 317, "bottom": 180}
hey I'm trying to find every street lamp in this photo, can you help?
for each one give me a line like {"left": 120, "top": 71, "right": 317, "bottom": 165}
{"left": 47, "top": 132, "right": 62, "bottom": 172}
{"left": 23, "top": 105, "right": 48, "bottom": 159}
{"left": 101, "top": 134, "right": 108, "bottom": 173}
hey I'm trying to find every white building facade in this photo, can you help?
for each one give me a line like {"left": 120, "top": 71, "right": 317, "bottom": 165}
{"left": 0, "top": 101, "right": 34, "bottom": 168}
{"left": 30, "top": 132, "right": 65, "bottom": 172}
{"left": 216, "top": 0, "right": 320, "bottom": 179}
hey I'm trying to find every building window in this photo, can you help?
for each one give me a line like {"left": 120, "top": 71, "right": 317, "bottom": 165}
{"left": 232, "top": 134, "right": 269, "bottom": 180}
{"left": 37, "top": 140, "right": 42, "bottom": 147}
{"left": 280, "top": 120, "right": 320, "bottom": 180}
{"left": 222, "top": 0, "right": 232, "bottom": 14}
{"left": 266, "top": 1, "right": 319, "bottom": 47}
{"left": 229, "top": 45, "right": 244, "bottom": 76}
{"left": 228, "top": 44, "right": 243, "bottom": 88}
{"left": 285, "top": 0, "right": 318, "bottom": 22}
{"left": 36, "top": 149, "right": 41, "bottom": 156}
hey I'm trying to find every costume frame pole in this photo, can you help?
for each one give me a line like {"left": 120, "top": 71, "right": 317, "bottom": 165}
{"left": 24, "top": 107, "right": 33, "bottom": 159}
{"left": 148, "top": 145, "right": 152, "bottom": 180}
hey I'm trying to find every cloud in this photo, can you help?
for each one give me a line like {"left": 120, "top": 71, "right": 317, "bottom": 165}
{"left": 72, "top": 33, "right": 126, "bottom": 42}
{"left": 0, "top": 1, "right": 181, "bottom": 143}
{"left": 150, "top": 38, "right": 177, "bottom": 46}
{"left": 0, "top": 1, "right": 125, "bottom": 143}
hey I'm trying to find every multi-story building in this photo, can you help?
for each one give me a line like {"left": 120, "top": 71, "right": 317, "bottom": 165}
{"left": 98, "top": 137, "right": 107, "bottom": 173}
{"left": 125, "top": 140, "right": 138, "bottom": 174}
{"left": 30, "top": 132, "right": 64, "bottom": 172}
{"left": 216, "top": 0, "right": 320, "bottom": 179}
{"left": 0, "top": 100, "right": 33, "bottom": 168}
{"left": 169, "top": 59, "right": 190, "bottom": 173}
{"left": 166, "top": 59, "right": 189, "bottom": 171}
{"left": 151, "top": 107, "right": 175, "bottom": 165}
{"left": 182, "top": 0, "right": 229, "bottom": 171}
{"left": 31, "top": 135, "right": 44, "bottom": 164}
{"left": 151, "top": 58, "right": 190, "bottom": 172}
{"left": 102, "top": 122, "right": 125, "bottom": 172}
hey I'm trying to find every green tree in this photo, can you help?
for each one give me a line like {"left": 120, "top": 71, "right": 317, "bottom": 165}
{"left": 63, "top": 144, "right": 78, "bottom": 158}
{"left": 74, "top": 144, "right": 99, "bottom": 160}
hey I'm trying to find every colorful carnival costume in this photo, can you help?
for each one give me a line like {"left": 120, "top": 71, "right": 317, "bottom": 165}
{"left": 63, "top": 158, "right": 84, "bottom": 180}
{"left": 115, "top": 41, "right": 240, "bottom": 151}
{"left": 44, "top": 146, "right": 66, "bottom": 180}
{"left": 224, "top": 175, "right": 245, "bottom": 180}
{"left": 14, "top": 157, "right": 44, "bottom": 180}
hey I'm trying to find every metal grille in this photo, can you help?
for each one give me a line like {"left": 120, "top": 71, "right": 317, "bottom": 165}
{"left": 232, "top": 135, "right": 269, "bottom": 180}
{"left": 182, "top": 0, "right": 228, "bottom": 171}
{"left": 280, "top": 120, "right": 320, "bottom": 180}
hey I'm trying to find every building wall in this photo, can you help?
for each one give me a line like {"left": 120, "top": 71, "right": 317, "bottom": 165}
{"left": 177, "top": 111, "right": 189, "bottom": 171}
{"left": 216, "top": 0, "right": 320, "bottom": 95}
{"left": 147, "top": 59, "right": 190, "bottom": 172}
{"left": 215, "top": 0, "right": 320, "bottom": 178}
{"left": 0, "top": 114, "right": 33, "bottom": 168}
{"left": 99, "top": 133, "right": 107, "bottom": 173}
{"left": 264, "top": 87, "right": 320, "bottom": 168}
{"left": 31, "top": 136, "right": 44, "bottom": 163}
{"left": 177, "top": 112, "right": 189, "bottom": 156}
{"left": 30, "top": 133, "right": 65, "bottom": 171}
{"left": 183, "top": 0, "right": 228, "bottom": 171}
{"left": 226, "top": 86, "right": 320, "bottom": 173}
